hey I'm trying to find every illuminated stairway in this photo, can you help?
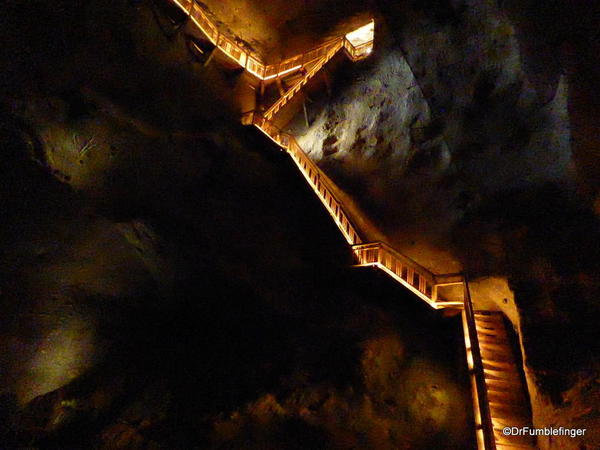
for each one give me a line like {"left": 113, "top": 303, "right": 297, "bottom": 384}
{"left": 241, "top": 111, "right": 464, "bottom": 310}
{"left": 263, "top": 39, "right": 344, "bottom": 120}
{"left": 162, "top": 1, "right": 534, "bottom": 448}
{"left": 171, "top": 0, "right": 372, "bottom": 81}
{"left": 474, "top": 311, "right": 535, "bottom": 449}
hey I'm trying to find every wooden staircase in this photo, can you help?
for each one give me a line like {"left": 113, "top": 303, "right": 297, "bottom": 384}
{"left": 163, "top": 2, "right": 534, "bottom": 448}
{"left": 242, "top": 112, "right": 466, "bottom": 310}
{"left": 263, "top": 39, "right": 343, "bottom": 120}
{"left": 474, "top": 311, "right": 535, "bottom": 449}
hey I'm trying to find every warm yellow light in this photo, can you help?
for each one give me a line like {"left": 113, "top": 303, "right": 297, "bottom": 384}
{"left": 345, "top": 20, "right": 375, "bottom": 47}
{"left": 263, "top": 65, "right": 303, "bottom": 81}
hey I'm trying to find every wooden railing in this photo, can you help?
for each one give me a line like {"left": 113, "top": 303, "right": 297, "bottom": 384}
{"left": 352, "top": 242, "right": 464, "bottom": 309}
{"left": 171, "top": 0, "right": 373, "bottom": 81}
{"left": 343, "top": 38, "right": 373, "bottom": 61}
{"left": 263, "top": 39, "right": 344, "bottom": 120}
{"left": 247, "top": 106, "right": 516, "bottom": 448}
{"left": 242, "top": 112, "right": 362, "bottom": 246}
{"left": 243, "top": 112, "right": 465, "bottom": 309}
{"left": 170, "top": 0, "right": 462, "bottom": 308}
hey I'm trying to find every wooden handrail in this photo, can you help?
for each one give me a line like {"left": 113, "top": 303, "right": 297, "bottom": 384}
{"left": 353, "top": 241, "right": 436, "bottom": 282}
{"left": 352, "top": 242, "right": 464, "bottom": 309}
{"left": 243, "top": 112, "right": 363, "bottom": 246}
{"left": 263, "top": 39, "right": 344, "bottom": 119}
{"left": 170, "top": 0, "right": 373, "bottom": 81}
{"left": 244, "top": 112, "right": 465, "bottom": 309}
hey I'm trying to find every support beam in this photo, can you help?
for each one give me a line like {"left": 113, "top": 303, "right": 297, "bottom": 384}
{"left": 276, "top": 78, "right": 285, "bottom": 97}
{"left": 202, "top": 46, "right": 216, "bottom": 67}
{"left": 303, "top": 100, "right": 309, "bottom": 128}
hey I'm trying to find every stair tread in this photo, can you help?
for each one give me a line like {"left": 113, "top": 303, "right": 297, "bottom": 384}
{"left": 485, "top": 378, "right": 524, "bottom": 387}
{"left": 487, "top": 393, "right": 526, "bottom": 402}
{"left": 485, "top": 374, "right": 522, "bottom": 383}
{"left": 477, "top": 330, "right": 508, "bottom": 338}
{"left": 489, "top": 403, "right": 530, "bottom": 412}
{"left": 490, "top": 403, "right": 531, "bottom": 413}
{"left": 484, "top": 360, "right": 517, "bottom": 368}
{"left": 487, "top": 387, "right": 525, "bottom": 396}
{"left": 492, "top": 418, "right": 532, "bottom": 428}
{"left": 482, "top": 357, "right": 517, "bottom": 365}
{"left": 474, "top": 315, "right": 504, "bottom": 322}
{"left": 476, "top": 327, "right": 507, "bottom": 334}
{"left": 483, "top": 367, "right": 521, "bottom": 377}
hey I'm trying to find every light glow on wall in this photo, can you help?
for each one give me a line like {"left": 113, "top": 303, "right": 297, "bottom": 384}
{"left": 345, "top": 20, "right": 375, "bottom": 48}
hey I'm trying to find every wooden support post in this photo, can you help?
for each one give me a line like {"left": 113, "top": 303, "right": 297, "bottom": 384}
{"left": 203, "top": 46, "right": 217, "bottom": 67}
{"left": 303, "top": 99, "right": 309, "bottom": 128}
{"left": 276, "top": 78, "right": 285, "bottom": 97}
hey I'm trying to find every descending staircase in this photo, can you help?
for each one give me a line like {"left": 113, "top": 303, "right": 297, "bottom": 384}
{"left": 163, "top": 1, "right": 535, "bottom": 448}
{"left": 172, "top": 0, "right": 371, "bottom": 81}
{"left": 242, "top": 111, "right": 465, "bottom": 310}
{"left": 474, "top": 311, "right": 535, "bottom": 449}
{"left": 262, "top": 39, "right": 343, "bottom": 120}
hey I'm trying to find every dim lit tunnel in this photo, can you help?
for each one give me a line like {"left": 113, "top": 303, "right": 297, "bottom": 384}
{"left": 1, "top": 0, "right": 599, "bottom": 449}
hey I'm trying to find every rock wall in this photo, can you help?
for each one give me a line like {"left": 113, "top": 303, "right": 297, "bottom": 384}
{"left": 292, "top": 1, "right": 599, "bottom": 448}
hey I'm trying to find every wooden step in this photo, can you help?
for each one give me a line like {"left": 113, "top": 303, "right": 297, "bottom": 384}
{"left": 481, "top": 355, "right": 516, "bottom": 365}
{"left": 481, "top": 352, "right": 518, "bottom": 364}
{"left": 475, "top": 324, "right": 506, "bottom": 333}
{"left": 474, "top": 313, "right": 503, "bottom": 321}
{"left": 483, "top": 360, "right": 517, "bottom": 370}
{"left": 478, "top": 335, "right": 509, "bottom": 344}
{"left": 484, "top": 367, "right": 519, "bottom": 378}
{"left": 474, "top": 320, "right": 503, "bottom": 329}
{"left": 477, "top": 332, "right": 508, "bottom": 342}
{"left": 492, "top": 416, "right": 531, "bottom": 429}
{"left": 486, "top": 377, "right": 525, "bottom": 388}
{"left": 487, "top": 388, "right": 525, "bottom": 400}
{"left": 489, "top": 401, "right": 530, "bottom": 412}
{"left": 490, "top": 403, "right": 531, "bottom": 415}
{"left": 479, "top": 341, "right": 515, "bottom": 352}
{"left": 484, "top": 372, "right": 517, "bottom": 382}
{"left": 487, "top": 390, "right": 524, "bottom": 401}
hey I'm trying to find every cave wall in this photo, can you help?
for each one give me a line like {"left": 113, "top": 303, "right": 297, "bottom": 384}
{"left": 296, "top": 0, "right": 572, "bottom": 267}
{"left": 290, "top": 0, "right": 599, "bottom": 448}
